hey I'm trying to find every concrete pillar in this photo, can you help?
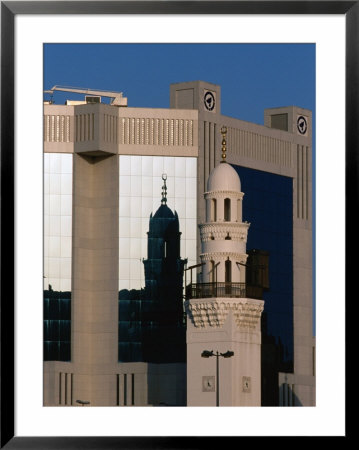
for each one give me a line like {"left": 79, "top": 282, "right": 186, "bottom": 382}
{"left": 71, "top": 153, "right": 119, "bottom": 406}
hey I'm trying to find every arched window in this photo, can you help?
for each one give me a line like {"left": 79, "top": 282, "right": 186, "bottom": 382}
{"left": 225, "top": 259, "right": 232, "bottom": 282}
{"left": 211, "top": 199, "right": 217, "bottom": 222}
{"left": 224, "top": 198, "right": 231, "bottom": 222}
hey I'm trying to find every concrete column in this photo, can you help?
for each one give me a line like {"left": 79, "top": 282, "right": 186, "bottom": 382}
{"left": 217, "top": 198, "right": 224, "bottom": 222}
{"left": 71, "top": 153, "right": 119, "bottom": 406}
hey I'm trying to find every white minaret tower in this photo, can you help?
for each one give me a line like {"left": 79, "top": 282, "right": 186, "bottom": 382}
{"left": 186, "top": 127, "right": 264, "bottom": 406}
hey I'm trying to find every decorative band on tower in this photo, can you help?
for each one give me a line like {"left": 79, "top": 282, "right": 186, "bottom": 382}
{"left": 221, "top": 126, "right": 227, "bottom": 162}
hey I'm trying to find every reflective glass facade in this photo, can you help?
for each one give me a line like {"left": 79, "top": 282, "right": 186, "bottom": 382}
{"left": 44, "top": 153, "right": 73, "bottom": 292}
{"left": 119, "top": 155, "right": 197, "bottom": 291}
{"left": 44, "top": 290, "right": 71, "bottom": 361}
{"left": 44, "top": 153, "right": 73, "bottom": 362}
{"left": 233, "top": 165, "right": 293, "bottom": 405}
{"left": 118, "top": 156, "right": 196, "bottom": 363}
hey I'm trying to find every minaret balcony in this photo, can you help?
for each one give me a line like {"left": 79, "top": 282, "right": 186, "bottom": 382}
{"left": 185, "top": 282, "right": 263, "bottom": 300}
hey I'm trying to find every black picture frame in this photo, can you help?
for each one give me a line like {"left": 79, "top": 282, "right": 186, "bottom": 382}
{"left": 1, "top": 1, "right": 354, "bottom": 447}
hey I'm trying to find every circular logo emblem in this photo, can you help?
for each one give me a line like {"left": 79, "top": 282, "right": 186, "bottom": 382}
{"left": 204, "top": 91, "right": 215, "bottom": 111}
{"left": 297, "top": 116, "right": 308, "bottom": 135}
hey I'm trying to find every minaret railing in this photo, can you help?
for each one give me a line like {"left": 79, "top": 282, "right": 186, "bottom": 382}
{"left": 185, "top": 282, "right": 263, "bottom": 300}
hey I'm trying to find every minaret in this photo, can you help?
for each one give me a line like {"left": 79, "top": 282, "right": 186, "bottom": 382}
{"left": 185, "top": 127, "right": 264, "bottom": 406}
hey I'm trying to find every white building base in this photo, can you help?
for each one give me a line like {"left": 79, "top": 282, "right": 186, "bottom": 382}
{"left": 186, "top": 297, "right": 264, "bottom": 406}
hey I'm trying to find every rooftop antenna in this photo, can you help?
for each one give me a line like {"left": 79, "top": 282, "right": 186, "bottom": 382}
{"left": 43, "top": 85, "right": 128, "bottom": 106}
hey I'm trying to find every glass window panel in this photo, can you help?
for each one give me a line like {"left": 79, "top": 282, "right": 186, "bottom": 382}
{"left": 186, "top": 157, "right": 197, "bottom": 178}
{"left": 61, "top": 154, "right": 73, "bottom": 174}
{"left": 130, "top": 176, "right": 142, "bottom": 197}
{"left": 60, "top": 216, "right": 72, "bottom": 237}
{"left": 130, "top": 218, "right": 141, "bottom": 238}
{"left": 119, "top": 218, "right": 130, "bottom": 238}
{"left": 44, "top": 174, "right": 50, "bottom": 195}
{"left": 119, "top": 238, "right": 130, "bottom": 258}
{"left": 44, "top": 215, "right": 50, "bottom": 237}
{"left": 130, "top": 238, "right": 142, "bottom": 259}
{"left": 119, "top": 197, "right": 131, "bottom": 218}
{"left": 44, "top": 194, "right": 50, "bottom": 216}
{"left": 119, "top": 175, "right": 131, "bottom": 196}
{"left": 49, "top": 236, "right": 61, "bottom": 257}
{"left": 185, "top": 218, "right": 197, "bottom": 240}
{"left": 130, "top": 259, "right": 141, "bottom": 280}
{"left": 44, "top": 154, "right": 50, "bottom": 173}
{"left": 153, "top": 157, "right": 164, "bottom": 176}
{"left": 130, "top": 156, "right": 141, "bottom": 176}
{"left": 175, "top": 177, "right": 186, "bottom": 198}
{"left": 119, "top": 259, "right": 130, "bottom": 280}
{"left": 130, "top": 196, "right": 142, "bottom": 218}
{"left": 49, "top": 154, "right": 61, "bottom": 174}
{"left": 48, "top": 277, "right": 60, "bottom": 291}
{"left": 186, "top": 177, "right": 197, "bottom": 199}
{"left": 141, "top": 156, "right": 153, "bottom": 176}
{"left": 185, "top": 198, "right": 196, "bottom": 219}
{"left": 173, "top": 198, "right": 185, "bottom": 219}
{"left": 120, "top": 155, "right": 131, "bottom": 175}
{"left": 165, "top": 177, "right": 174, "bottom": 199}
{"left": 141, "top": 218, "right": 149, "bottom": 238}
{"left": 48, "top": 257, "right": 61, "bottom": 278}
{"left": 60, "top": 258, "right": 71, "bottom": 279}
{"left": 49, "top": 215, "right": 61, "bottom": 236}
{"left": 119, "top": 280, "right": 129, "bottom": 291}
{"left": 175, "top": 157, "right": 186, "bottom": 177}
{"left": 141, "top": 197, "right": 153, "bottom": 218}
{"left": 180, "top": 241, "right": 186, "bottom": 262}
{"left": 60, "top": 237, "right": 72, "bottom": 258}
{"left": 141, "top": 177, "right": 153, "bottom": 198}
{"left": 49, "top": 195, "right": 61, "bottom": 216}
{"left": 60, "top": 278, "right": 71, "bottom": 292}
{"left": 141, "top": 239, "right": 147, "bottom": 259}
{"left": 61, "top": 173, "right": 72, "bottom": 195}
{"left": 44, "top": 236, "right": 49, "bottom": 260}
{"left": 129, "top": 279, "right": 141, "bottom": 291}
{"left": 163, "top": 157, "right": 175, "bottom": 177}
{"left": 152, "top": 177, "right": 162, "bottom": 203}
{"left": 61, "top": 195, "right": 72, "bottom": 216}
{"left": 186, "top": 240, "right": 197, "bottom": 263}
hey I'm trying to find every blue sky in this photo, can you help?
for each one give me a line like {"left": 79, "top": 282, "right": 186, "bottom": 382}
{"left": 44, "top": 43, "right": 315, "bottom": 126}
{"left": 44, "top": 43, "right": 316, "bottom": 334}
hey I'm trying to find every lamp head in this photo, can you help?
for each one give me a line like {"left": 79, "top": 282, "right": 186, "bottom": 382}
{"left": 221, "top": 351, "right": 234, "bottom": 358}
{"left": 201, "top": 350, "right": 214, "bottom": 358}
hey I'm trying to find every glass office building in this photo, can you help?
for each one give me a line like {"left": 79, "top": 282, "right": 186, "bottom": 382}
{"left": 118, "top": 156, "right": 196, "bottom": 363}
{"left": 233, "top": 165, "right": 293, "bottom": 405}
{"left": 43, "top": 153, "right": 73, "bottom": 362}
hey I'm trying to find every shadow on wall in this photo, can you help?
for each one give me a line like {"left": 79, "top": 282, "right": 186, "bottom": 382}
{"left": 279, "top": 383, "right": 303, "bottom": 407}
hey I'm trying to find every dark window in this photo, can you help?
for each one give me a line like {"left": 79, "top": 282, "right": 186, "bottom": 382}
{"left": 224, "top": 198, "right": 231, "bottom": 221}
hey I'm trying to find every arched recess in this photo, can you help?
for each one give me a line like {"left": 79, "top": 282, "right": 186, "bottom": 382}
{"left": 224, "top": 198, "right": 231, "bottom": 222}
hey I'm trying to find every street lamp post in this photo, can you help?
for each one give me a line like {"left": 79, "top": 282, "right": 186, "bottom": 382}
{"left": 201, "top": 350, "right": 234, "bottom": 406}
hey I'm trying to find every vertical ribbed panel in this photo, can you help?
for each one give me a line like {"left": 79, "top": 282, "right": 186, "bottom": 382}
{"left": 296, "top": 145, "right": 309, "bottom": 220}
{"left": 44, "top": 115, "right": 72, "bottom": 142}
{"left": 113, "top": 116, "right": 195, "bottom": 146}
{"left": 227, "top": 126, "right": 292, "bottom": 167}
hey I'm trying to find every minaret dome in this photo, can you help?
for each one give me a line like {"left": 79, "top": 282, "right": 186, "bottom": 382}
{"left": 207, "top": 161, "right": 241, "bottom": 193}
